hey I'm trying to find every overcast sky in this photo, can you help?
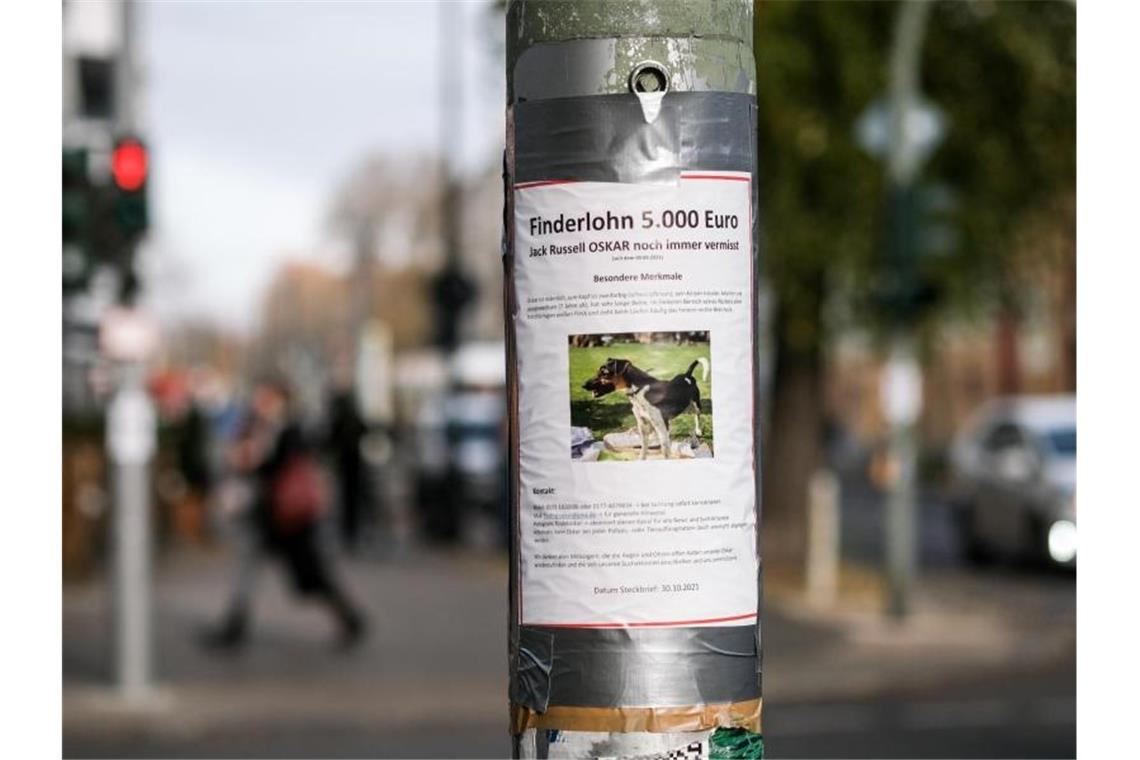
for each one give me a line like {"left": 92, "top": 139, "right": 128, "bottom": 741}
{"left": 140, "top": 0, "right": 505, "bottom": 331}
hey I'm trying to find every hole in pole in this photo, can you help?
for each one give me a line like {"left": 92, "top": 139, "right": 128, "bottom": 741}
{"left": 629, "top": 62, "right": 669, "bottom": 94}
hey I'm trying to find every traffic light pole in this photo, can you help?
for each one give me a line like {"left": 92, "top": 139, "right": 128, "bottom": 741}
{"left": 881, "top": 0, "right": 933, "bottom": 620}
{"left": 433, "top": 1, "right": 473, "bottom": 352}
{"left": 105, "top": 0, "right": 157, "bottom": 700}
{"left": 107, "top": 360, "right": 156, "bottom": 699}
{"left": 505, "top": 2, "right": 762, "bottom": 757}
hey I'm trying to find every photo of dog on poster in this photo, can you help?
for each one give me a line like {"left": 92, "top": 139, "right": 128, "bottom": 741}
{"left": 569, "top": 331, "right": 713, "bottom": 462}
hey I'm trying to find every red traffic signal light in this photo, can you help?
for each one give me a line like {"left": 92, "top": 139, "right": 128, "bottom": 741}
{"left": 111, "top": 138, "right": 148, "bottom": 192}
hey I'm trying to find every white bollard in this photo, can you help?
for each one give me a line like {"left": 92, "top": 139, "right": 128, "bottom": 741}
{"left": 806, "top": 468, "right": 841, "bottom": 607}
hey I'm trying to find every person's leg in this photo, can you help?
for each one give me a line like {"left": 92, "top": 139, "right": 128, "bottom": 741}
{"left": 229, "top": 517, "right": 261, "bottom": 612}
{"left": 202, "top": 514, "right": 260, "bottom": 648}
{"left": 338, "top": 462, "right": 361, "bottom": 550}
{"left": 323, "top": 577, "right": 366, "bottom": 647}
{"left": 289, "top": 525, "right": 367, "bottom": 646}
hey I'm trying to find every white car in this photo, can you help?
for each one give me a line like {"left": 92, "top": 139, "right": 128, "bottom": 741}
{"left": 949, "top": 395, "right": 1076, "bottom": 567}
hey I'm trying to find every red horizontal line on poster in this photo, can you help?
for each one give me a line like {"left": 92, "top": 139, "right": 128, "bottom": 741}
{"left": 517, "top": 174, "right": 749, "bottom": 189}
{"left": 680, "top": 173, "right": 751, "bottom": 182}
{"left": 530, "top": 611, "right": 758, "bottom": 629}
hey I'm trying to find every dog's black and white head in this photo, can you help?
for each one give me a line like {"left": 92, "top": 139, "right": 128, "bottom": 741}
{"left": 582, "top": 358, "right": 631, "bottom": 398}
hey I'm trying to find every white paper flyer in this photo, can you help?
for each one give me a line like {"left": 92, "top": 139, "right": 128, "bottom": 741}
{"left": 513, "top": 172, "right": 759, "bottom": 628}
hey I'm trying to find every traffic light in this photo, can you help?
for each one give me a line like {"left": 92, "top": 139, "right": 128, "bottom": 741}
{"left": 63, "top": 148, "right": 92, "bottom": 292}
{"left": 63, "top": 148, "right": 89, "bottom": 243}
{"left": 111, "top": 136, "right": 149, "bottom": 239}
{"left": 870, "top": 182, "right": 954, "bottom": 323}
{"left": 63, "top": 137, "right": 151, "bottom": 300}
{"left": 431, "top": 265, "right": 476, "bottom": 351}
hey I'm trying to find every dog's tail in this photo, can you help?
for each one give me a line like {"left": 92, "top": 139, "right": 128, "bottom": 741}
{"left": 686, "top": 357, "right": 710, "bottom": 382}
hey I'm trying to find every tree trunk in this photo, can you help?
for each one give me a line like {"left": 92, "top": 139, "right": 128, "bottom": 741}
{"left": 762, "top": 306, "right": 824, "bottom": 574}
{"left": 996, "top": 308, "right": 1021, "bottom": 395}
{"left": 1059, "top": 206, "right": 1076, "bottom": 392}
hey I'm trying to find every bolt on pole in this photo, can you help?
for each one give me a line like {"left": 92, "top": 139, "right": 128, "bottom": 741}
{"left": 505, "top": 2, "right": 763, "bottom": 757}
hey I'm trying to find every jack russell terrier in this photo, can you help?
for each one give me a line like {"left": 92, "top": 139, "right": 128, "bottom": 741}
{"left": 582, "top": 356, "right": 710, "bottom": 459}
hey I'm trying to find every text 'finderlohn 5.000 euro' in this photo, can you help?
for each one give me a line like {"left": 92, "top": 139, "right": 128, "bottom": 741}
{"left": 528, "top": 208, "right": 741, "bottom": 236}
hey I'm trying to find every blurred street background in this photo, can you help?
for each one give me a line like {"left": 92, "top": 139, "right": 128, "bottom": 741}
{"left": 61, "top": 1, "right": 1075, "bottom": 758}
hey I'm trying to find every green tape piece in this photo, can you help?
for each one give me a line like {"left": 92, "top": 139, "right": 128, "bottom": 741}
{"left": 709, "top": 728, "right": 764, "bottom": 760}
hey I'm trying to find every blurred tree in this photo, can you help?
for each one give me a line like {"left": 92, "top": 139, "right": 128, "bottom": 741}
{"left": 923, "top": 1, "right": 1076, "bottom": 391}
{"left": 329, "top": 156, "right": 445, "bottom": 272}
{"left": 327, "top": 154, "right": 446, "bottom": 346}
{"left": 754, "top": 0, "right": 1075, "bottom": 565}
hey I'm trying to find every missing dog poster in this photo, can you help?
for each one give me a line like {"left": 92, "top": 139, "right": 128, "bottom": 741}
{"left": 513, "top": 172, "right": 758, "bottom": 627}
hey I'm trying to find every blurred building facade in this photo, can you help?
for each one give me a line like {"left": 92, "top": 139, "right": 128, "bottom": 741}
{"left": 249, "top": 160, "right": 506, "bottom": 400}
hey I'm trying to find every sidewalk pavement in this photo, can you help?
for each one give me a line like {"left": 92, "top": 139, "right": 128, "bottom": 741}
{"left": 763, "top": 562, "right": 1074, "bottom": 704}
{"left": 63, "top": 547, "right": 1074, "bottom": 757}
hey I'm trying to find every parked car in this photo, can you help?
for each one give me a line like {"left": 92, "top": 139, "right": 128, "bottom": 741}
{"left": 949, "top": 395, "right": 1076, "bottom": 568}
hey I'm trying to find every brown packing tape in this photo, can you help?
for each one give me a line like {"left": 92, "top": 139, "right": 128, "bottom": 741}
{"left": 510, "top": 699, "right": 762, "bottom": 736}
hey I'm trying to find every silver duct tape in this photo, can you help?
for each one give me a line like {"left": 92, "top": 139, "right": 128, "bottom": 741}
{"left": 512, "top": 38, "right": 756, "bottom": 102}
{"left": 512, "top": 629, "right": 556, "bottom": 712}
{"left": 512, "top": 93, "right": 757, "bottom": 186}
{"left": 514, "top": 626, "right": 758, "bottom": 711}
{"left": 507, "top": 89, "right": 761, "bottom": 721}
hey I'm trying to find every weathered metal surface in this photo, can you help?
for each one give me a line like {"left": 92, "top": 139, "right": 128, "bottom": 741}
{"left": 508, "top": 0, "right": 754, "bottom": 101}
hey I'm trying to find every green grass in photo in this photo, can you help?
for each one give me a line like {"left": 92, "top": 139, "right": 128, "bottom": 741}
{"left": 568, "top": 340, "right": 713, "bottom": 450}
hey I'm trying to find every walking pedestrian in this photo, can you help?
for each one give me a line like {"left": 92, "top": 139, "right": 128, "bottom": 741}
{"left": 202, "top": 377, "right": 367, "bottom": 650}
{"left": 327, "top": 387, "right": 368, "bottom": 551}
